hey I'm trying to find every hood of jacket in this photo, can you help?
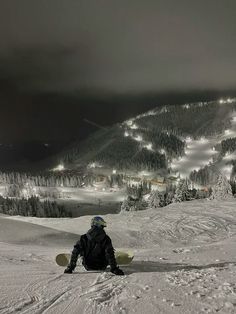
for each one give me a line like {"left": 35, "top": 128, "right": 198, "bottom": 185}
{"left": 86, "top": 226, "right": 106, "bottom": 243}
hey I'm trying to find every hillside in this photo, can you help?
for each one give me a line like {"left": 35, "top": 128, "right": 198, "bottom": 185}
{"left": 55, "top": 99, "right": 236, "bottom": 184}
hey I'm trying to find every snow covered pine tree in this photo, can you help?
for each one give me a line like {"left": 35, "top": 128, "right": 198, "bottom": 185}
{"left": 209, "top": 173, "right": 233, "bottom": 200}
{"left": 173, "top": 179, "right": 191, "bottom": 202}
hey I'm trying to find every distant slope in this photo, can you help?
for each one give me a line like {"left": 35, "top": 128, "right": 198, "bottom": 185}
{"left": 53, "top": 99, "right": 236, "bottom": 179}
{"left": 0, "top": 216, "right": 79, "bottom": 246}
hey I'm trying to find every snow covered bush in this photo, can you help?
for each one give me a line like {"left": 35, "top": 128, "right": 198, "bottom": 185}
{"left": 209, "top": 173, "right": 233, "bottom": 200}
{"left": 120, "top": 196, "right": 148, "bottom": 212}
{"left": 230, "top": 180, "right": 236, "bottom": 196}
{"left": 147, "top": 190, "right": 161, "bottom": 208}
{"left": 173, "top": 179, "right": 191, "bottom": 202}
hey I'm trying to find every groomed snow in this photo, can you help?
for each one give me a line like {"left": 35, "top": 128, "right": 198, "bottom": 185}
{"left": 1, "top": 198, "right": 236, "bottom": 313}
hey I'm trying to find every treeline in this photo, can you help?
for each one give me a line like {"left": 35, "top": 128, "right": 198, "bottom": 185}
{"left": 131, "top": 129, "right": 185, "bottom": 159}
{"left": 136, "top": 102, "right": 233, "bottom": 138}
{"left": 109, "top": 174, "right": 125, "bottom": 187}
{"left": 121, "top": 180, "right": 210, "bottom": 212}
{"left": 0, "top": 196, "right": 72, "bottom": 217}
{"left": 220, "top": 137, "right": 236, "bottom": 156}
{"left": 190, "top": 164, "right": 236, "bottom": 186}
{"left": 121, "top": 174, "right": 236, "bottom": 212}
{"left": 189, "top": 166, "right": 219, "bottom": 186}
{"left": 121, "top": 183, "right": 203, "bottom": 212}
{"left": 0, "top": 171, "right": 95, "bottom": 188}
{"left": 94, "top": 137, "right": 167, "bottom": 171}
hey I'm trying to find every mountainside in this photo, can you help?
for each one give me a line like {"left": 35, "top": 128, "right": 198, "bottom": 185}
{"left": 56, "top": 98, "right": 236, "bottom": 184}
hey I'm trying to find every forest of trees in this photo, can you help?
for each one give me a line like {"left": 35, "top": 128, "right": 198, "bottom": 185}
{"left": 0, "top": 171, "right": 96, "bottom": 188}
{"left": 220, "top": 137, "right": 236, "bottom": 156}
{"left": 189, "top": 166, "right": 219, "bottom": 186}
{"left": 135, "top": 102, "right": 234, "bottom": 138}
{"left": 95, "top": 141, "right": 167, "bottom": 171}
{"left": 120, "top": 175, "right": 233, "bottom": 212}
{"left": 131, "top": 129, "right": 185, "bottom": 159}
{"left": 0, "top": 196, "right": 72, "bottom": 217}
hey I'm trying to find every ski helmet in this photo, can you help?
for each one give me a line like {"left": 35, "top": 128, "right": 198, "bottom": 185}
{"left": 91, "top": 216, "right": 107, "bottom": 228}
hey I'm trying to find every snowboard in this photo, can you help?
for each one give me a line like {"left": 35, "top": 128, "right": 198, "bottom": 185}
{"left": 56, "top": 250, "right": 134, "bottom": 267}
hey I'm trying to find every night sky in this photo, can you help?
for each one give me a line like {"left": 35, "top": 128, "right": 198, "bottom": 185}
{"left": 0, "top": 0, "right": 236, "bottom": 148}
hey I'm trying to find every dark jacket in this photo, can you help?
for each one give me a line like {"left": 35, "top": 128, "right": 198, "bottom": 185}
{"left": 69, "top": 226, "right": 117, "bottom": 271}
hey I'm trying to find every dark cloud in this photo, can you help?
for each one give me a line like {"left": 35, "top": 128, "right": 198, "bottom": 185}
{"left": 0, "top": 0, "right": 235, "bottom": 92}
{"left": 0, "top": 0, "right": 235, "bottom": 144}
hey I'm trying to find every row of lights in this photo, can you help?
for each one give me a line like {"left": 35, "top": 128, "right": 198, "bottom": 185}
{"left": 219, "top": 98, "right": 235, "bottom": 104}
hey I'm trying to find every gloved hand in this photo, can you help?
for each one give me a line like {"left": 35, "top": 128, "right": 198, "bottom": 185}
{"left": 64, "top": 266, "right": 73, "bottom": 274}
{"left": 111, "top": 267, "right": 124, "bottom": 276}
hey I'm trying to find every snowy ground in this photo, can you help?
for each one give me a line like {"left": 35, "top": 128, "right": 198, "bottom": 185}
{"left": 1, "top": 198, "right": 236, "bottom": 313}
{"left": 53, "top": 186, "right": 125, "bottom": 217}
{"left": 56, "top": 187, "right": 125, "bottom": 204}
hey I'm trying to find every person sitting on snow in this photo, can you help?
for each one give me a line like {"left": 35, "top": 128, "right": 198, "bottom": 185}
{"left": 64, "top": 216, "right": 124, "bottom": 275}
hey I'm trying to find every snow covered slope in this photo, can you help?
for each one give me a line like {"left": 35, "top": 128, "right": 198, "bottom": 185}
{"left": 0, "top": 216, "right": 79, "bottom": 247}
{"left": 1, "top": 199, "right": 236, "bottom": 313}
{"left": 52, "top": 99, "right": 236, "bottom": 182}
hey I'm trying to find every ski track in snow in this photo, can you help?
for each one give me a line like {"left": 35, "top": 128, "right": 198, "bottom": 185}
{"left": 1, "top": 199, "right": 236, "bottom": 313}
{"left": 0, "top": 265, "right": 127, "bottom": 314}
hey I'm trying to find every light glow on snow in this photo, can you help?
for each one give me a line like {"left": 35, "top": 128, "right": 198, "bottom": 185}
{"left": 22, "top": 189, "right": 27, "bottom": 195}
{"left": 53, "top": 164, "right": 65, "bottom": 171}
{"left": 221, "top": 165, "right": 233, "bottom": 179}
{"left": 138, "top": 170, "right": 152, "bottom": 177}
{"left": 130, "top": 124, "right": 138, "bottom": 130}
{"left": 160, "top": 107, "right": 168, "bottom": 113}
{"left": 199, "top": 137, "right": 208, "bottom": 144}
{"left": 89, "top": 163, "right": 96, "bottom": 168}
{"left": 185, "top": 137, "right": 192, "bottom": 143}
{"left": 219, "top": 97, "right": 235, "bottom": 104}
{"left": 223, "top": 152, "right": 236, "bottom": 161}
{"left": 126, "top": 119, "right": 133, "bottom": 126}
{"left": 143, "top": 143, "right": 153, "bottom": 151}
{"left": 134, "top": 135, "right": 143, "bottom": 142}
{"left": 88, "top": 162, "right": 103, "bottom": 169}
{"left": 224, "top": 129, "right": 235, "bottom": 137}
